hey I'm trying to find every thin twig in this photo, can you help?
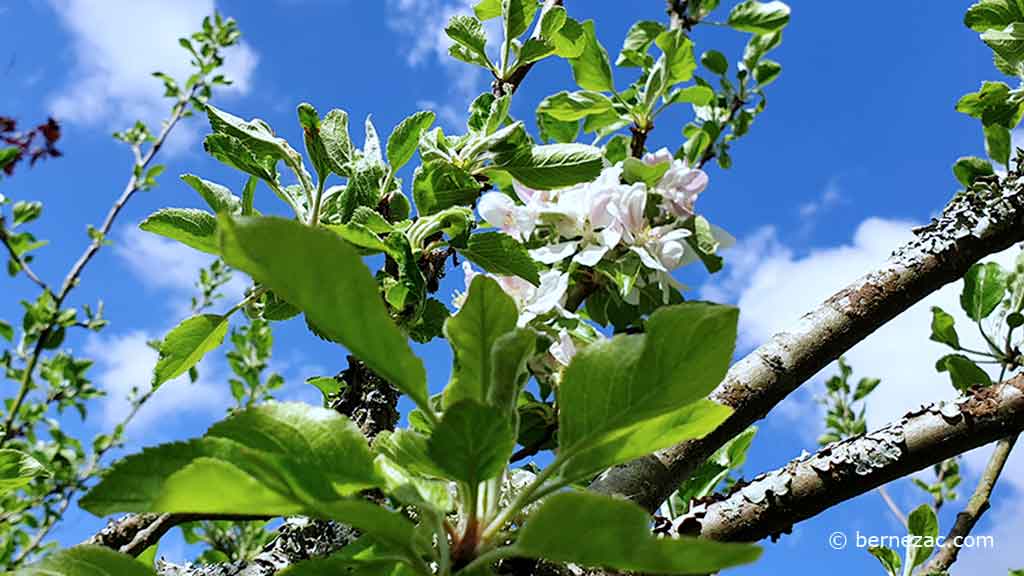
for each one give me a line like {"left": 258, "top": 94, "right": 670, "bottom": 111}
{"left": 0, "top": 85, "right": 198, "bottom": 447}
{"left": 922, "top": 434, "right": 1018, "bottom": 574}
{"left": 0, "top": 228, "right": 49, "bottom": 292}
{"left": 875, "top": 485, "right": 907, "bottom": 528}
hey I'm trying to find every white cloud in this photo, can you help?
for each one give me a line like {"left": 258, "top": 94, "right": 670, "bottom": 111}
{"left": 84, "top": 330, "right": 231, "bottom": 434}
{"left": 703, "top": 217, "right": 1024, "bottom": 476}
{"left": 114, "top": 226, "right": 246, "bottom": 316}
{"left": 385, "top": 0, "right": 496, "bottom": 127}
{"left": 798, "top": 178, "right": 843, "bottom": 235}
{"left": 47, "top": 0, "right": 257, "bottom": 142}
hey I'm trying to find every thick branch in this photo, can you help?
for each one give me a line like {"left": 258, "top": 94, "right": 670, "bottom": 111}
{"left": 921, "top": 434, "right": 1017, "bottom": 574}
{"left": 669, "top": 377, "right": 1024, "bottom": 542}
{"left": 589, "top": 180, "right": 1024, "bottom": 512}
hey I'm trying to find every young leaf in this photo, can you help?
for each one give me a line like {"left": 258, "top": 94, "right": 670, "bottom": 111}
{"left": 491, "top": 143, "right": 603, "bottom": 189}
{"left": 322, "top": 109, "right": 355, "bottom": 176}
{"left": 983, "top": 22, "right": 1024, "bottom": 68}
{"left": 474, "top": 0, "right": 502, "bottom": 20}
{"left": 515, "top": 492, "right": 761, "bottom": 573}
{"left": 413, "top": 161, "right": 482, "bottom": 216}
{"left": 929, "top": 306, "right": 960, "bottom": 349}
{"left": 656, "top": 29, "right": 697, "bottom": 85}
{"left": 570, "top": 20, "right": 614, "bottom": 92}
{"left": 446, "top": 15, "right": 492, "bottom": 68}
{"left": 936, "top": 354, "right": 993, "bottom": 391}
{"left": 960, "top": 261, "right": 1008, "bottom": 320}
{"left": 458, "top": 231, "right": 540, "bottom": 285}
{"left": 617, "top": 21, "right": 665, "bottom": 67}
{"left": 727, "top": 0, "right": 791, "bottom": 34}
{"left": 181, "top": 174, "right": 242, "bottom": 214}
{"left": 754, "top": 59, "right": 782, "bottom": 86}
{"left": 427, "top": 400, "right": 516, "bottom": 485}
{"left": 868, "top": 546, "right": 902, "bottom": 576}
{"left": 622, "top": 157, "right": 670, "bottom": 187}
{"left": 387, "top": 111, "right": 436, "bottom": 171}
{"left": 665, "top": 85, "right": 715, "bottom": 106}
{"left": 443, "top": 275, "right": 519, "bottom": 407}
{"left": 536, "top": 91, "right": 615, "bottom": 122}
{"left": 13, "top": 546, "right": 157, "bottom": 576}
{"left": 985, "top": 123, "right": 1012, "bottom": 166}
{"left": 217, "top": 216, "right": 430, "bottom": 412}
{"left": 503, "top": 0, "right": 538, "bottom": 40}
{"left": 489, "top": 328, "right": 537, "bottom": 412}
{"left": 0, "top": 449, "right": 49, "bottom": 494}
{"left": 953, "top": 156, "right": 995, "bottom": 186}
{"left": 139, "top": 208, "right": 219, "bottom": 255}
{"left": 153, "top": 314, "right": 230, "bottom": 388}
{"left": 965, "top": 0, "right": 1024, "bottom": 33}
{"left": 907, "top": 504, "right": 939, "bottom": 569}
{"left": 702, "top": 50, "right": 729, "bottom": 75}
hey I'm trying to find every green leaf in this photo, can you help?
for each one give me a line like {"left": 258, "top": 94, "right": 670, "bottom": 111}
{"left": 961, "top": 262, "right": 1008, "bottom": 320}
{"left": 12, "top": 546, "right": 156, "bottom": 576}
{"left": 387, "top": 111, "right": 436, "bottom": 171}
{"left": 413, "top": 161, "right": 481, "bottom": 216}
{"left": 853, "top": 377, "right": 881, "bottom": 401}
{"left": 985, "top": 123, "right": 1012, "bottom": 166}
{"left": 929, "top": 306, "right": 961, "bottom": 349}
{"left": 701, "top": 50, "right": 728, "bottom": 75}
{"left": 459, "top": 231, "right": 540, "bottom": 285}
{"left": 548, "top": 15, "right": 586, "bottom": 58}
{"left": 204, "top": 134, "right": 278, "bottom": 184}
{"left": 936, "top": 354, "right": 993, "bottom": 391}
{"left": 965, "top": 0, "right": 1024, "bottom": 32}
{"left": 489, "top": 328, "right": 537, "bottom": 412}
{"left": 427, "top": 400, "right": 516, "bottom": 485}
{"left": 443, "top": 275, "right": 519, "bottom": 407}
{"left": 570, "top": 20, "right": 614, "bottom": 92}
{"left": 374, "top": 429, "right": 446, "bottom": 479}
{"left": 540, "top": 6, "right": 567, "bottom": 39}
{"left": 516, "top": 492, "right": 761, "bottom": 573}
{"left": 656, "top": 29, "right": 697, "bottom": 84}
{"left": 474, "top": 0, "right": 502, "bottom": 20}
{"left": 622, "top": 157, "right": 670, "bottom": 187}
{"left": 563, "top": 400, "right": 732, "bottom": 481}
{"left": 0, "top": 449, "right": 49, "bottom": 494}
{"left": 503, "top": 0, "right": 538, "bottom": 39}
{"left": 491, "top": 143, "right": 603, "bottom": 190}
{"left": 139, "top": 208, "right": 219, "bottom": 255}
{"left": 306, "top": 376, "right": 341, "bottom": 405}
{"left": 446, "top": 15, "right": 492, "bottom": 68}
{"left": 953, "top": 156, "right": 996, "bottom": 186}
{"left": 907, "top": 504, "right": 939, "bottom": 569}
{"left": 297, "top": 103, "right": 332, "bottom": 185}
{"left": 322, "top": 109, "right": 355, "bottom": 176}
{"left": 0, "top": 319, "right": 13, "bottom": 342}
{"left": 181, "top": 174, "right": 241, "bottom": 214}
{"left": 665, "top": 85, "right": 715, "bottom": 106}
{"left": 82, "top": 403, "right": 380, "bottom": 516}
{"left": 153, "top": 314, "right": 229, "bottom": 388}
{"left": 727, "top": 0, "right": 791, "bottom": 34}
{"left": 559, "top": 303, "right": 738, "bottom": 475}
{"left": 617, "top": 21, "right": 665, "bottom": 67}
{"left": 983, "top": 22, "right": 1024, "bottom": 68}
{"left": 218, "top": 216, "right": 430, "bottom": 412}
{"left": 754, "top": 59, "right": 782, "bottom": 86}
{"left": 956, "top": 81, "right": 1024, "bottom": 127}
{"left": 537, "top": 91, "right": 615, "bottom": 122}
{"left": 0, "top": 147, "right": 18, "bottom": 172}
{"left": 868, "top": 546, "right": 902, "bottom": 576}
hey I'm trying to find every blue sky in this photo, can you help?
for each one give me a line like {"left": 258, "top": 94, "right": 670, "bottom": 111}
{"left": 1, "top": 0, "right": 1021, "bottom": 573}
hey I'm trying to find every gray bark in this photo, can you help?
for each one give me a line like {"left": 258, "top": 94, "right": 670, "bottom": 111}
{"left": 670, "top": 376, "right": 1024, "bottom": 542}
{"left": 590, "top": 181, "right": 1024, "bottom": 512}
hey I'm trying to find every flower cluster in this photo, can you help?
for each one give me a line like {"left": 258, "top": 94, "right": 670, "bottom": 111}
{"left": 458, "top": 149, "right": 722, "bottom": 372}
{"left": 479, "top": 147, "right": 714, "bottom": 297}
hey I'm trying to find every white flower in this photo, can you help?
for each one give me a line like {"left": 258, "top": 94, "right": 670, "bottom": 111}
{"left": 549, "top": 330, "right": 577, "bottom": 367}
{"left": 612, "top": 185, "right": 692, "bottom": 272}
{"left": 456, "top": 263, "right": 569, "bottom": 326}
{"left": 529, "top": 171, "right": 625, "bottom": 267}
{"left": 642, "top": 147, "right": 674, "bottom": 167}
{"left": 656, "top": 159, "right": 708, "bottom": 218}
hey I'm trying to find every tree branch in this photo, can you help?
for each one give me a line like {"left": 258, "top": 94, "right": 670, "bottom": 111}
{"left": 668, "top": 377, "right": 1024, "bottom": 542}
{"left": 589, "top": 180, "right": 1024, "bottom": 512}
{"left": 492, "top": 0, "right": 564, "bottom": 97}
{"left": 921, "top": 433, "right": 1018, "bottom": 574}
